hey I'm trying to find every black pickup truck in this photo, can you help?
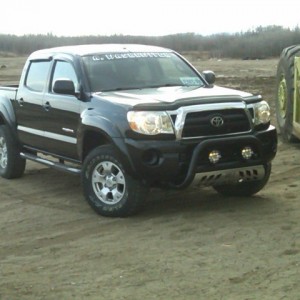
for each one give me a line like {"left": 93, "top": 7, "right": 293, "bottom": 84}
{"left": 0, "top": 44, "right": 277, "bottom": 217}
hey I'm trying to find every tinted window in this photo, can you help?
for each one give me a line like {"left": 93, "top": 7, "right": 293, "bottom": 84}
{"left": 51, "top": 60, "right": 78, "bottom": 92}
{"left": 26, "top": 61, "right": 51, "bottom": 92}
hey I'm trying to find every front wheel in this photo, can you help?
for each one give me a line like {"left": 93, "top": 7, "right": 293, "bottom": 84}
{"left": 0, "top": 125, "right": 26, "bottom": 179}
{"left": 213, "top": 163, "right": 271, "bottom": 197}
{"left": 82, "top": 145, "right": 148, "bottom": 217}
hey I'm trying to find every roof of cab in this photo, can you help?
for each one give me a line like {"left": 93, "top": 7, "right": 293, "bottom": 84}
{"left": 29, "top": 44, "right": 173, "bottom": 59}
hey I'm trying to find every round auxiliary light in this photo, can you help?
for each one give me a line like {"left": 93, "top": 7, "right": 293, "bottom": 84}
{"left": 209, "top": 150, "right": 221, "bottom": 164}
{"left": 241, "top": 146, "right": 254, "bottom": 160}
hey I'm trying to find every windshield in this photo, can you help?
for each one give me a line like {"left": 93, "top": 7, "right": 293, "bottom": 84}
{"left": 82, "top": 52, "right": 204, "bottom": 92}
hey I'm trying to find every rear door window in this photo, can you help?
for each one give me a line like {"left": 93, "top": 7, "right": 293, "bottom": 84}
{"left": 25, "top": 61, "right": 51, "bottom": 92}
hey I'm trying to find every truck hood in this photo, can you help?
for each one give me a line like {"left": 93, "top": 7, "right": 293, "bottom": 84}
{"left": 93, "top": 85, "right": 254, "bottom": 108}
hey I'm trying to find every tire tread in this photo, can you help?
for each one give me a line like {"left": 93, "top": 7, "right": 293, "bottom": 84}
{"left": 275, "top": 45, "right": 300, "bottom": 142}
{"left": 82, "top": 145, "right": 147, "bottom": 217}
{"left": 0, "top": 125, "right": 26, "bottom": 179}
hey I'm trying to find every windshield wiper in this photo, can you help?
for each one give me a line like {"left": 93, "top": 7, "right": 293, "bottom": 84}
{"left": 144, "top": 83, "right": 204, "bottom": 89}
{"left": 99, "top": 87, "right": 142, "bottom": 92}
{"left": 144, "top": 83, "right": 184, "bottom": 88}
{"left": 98, "top": 83, "right": 202, "bottom": 93}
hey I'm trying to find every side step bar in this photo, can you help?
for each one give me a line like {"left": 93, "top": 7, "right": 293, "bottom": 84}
{"left": 20, "top": 152, "right": 81, "bottom": 175}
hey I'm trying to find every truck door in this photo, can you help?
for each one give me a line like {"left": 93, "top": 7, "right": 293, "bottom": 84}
{"left": 42, "top": 59, "right": 81, "bottom": 160}
{"left": 15, "top": 59, "right": 51, "bottom": 149}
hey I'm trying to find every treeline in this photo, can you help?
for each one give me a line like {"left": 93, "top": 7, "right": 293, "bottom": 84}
{"left": 1, "top": 26, "right": 300, "bottom": 58}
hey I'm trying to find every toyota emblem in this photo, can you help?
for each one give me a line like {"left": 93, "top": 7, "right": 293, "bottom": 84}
{"left": 210, "top": 116, "right": 224, "bottom": 127}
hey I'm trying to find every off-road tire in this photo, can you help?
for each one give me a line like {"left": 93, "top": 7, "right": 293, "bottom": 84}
{"left": 82, "top": 145, "right": 147, "bottom": 217}
{"left": 276, "top": 45, "right": 300, "bottom": 142}
{"left": 213, "top": 163, "right": 271, "bottom": 197}
{"left": 0, "top": 125, "right": 26, "bottom": 179}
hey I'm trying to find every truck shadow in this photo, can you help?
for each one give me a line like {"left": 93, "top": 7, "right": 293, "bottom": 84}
{"left": 16, "top": 165, "right": 91, "bottom": 214}
{"left": 16, "top": 163, "right": 280, "bottom": 219}
{"left": 139, "top": 186, "right": 278, "bottom": 219}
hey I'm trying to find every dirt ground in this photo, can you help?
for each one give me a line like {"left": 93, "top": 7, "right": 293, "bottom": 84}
{"left": 0, "top": 57, "right": 300, "bottom": 300}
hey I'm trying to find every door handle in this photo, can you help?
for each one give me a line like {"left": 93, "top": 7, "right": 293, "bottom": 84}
{"left": 18, "top": 98, "right": 24, "bottom": 106}
{"left": 43, "top": 101, "right": 51, "bottom": 111}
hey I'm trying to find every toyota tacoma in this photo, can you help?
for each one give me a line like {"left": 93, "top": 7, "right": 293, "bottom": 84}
{"left": 0, "top": 44, "right": 277, "bottom": 217}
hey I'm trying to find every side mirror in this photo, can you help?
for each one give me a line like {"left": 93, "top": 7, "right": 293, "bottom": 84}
{"left": 202, "top": 70, "right": 216, "bottom": 85}
{"left": 53, "top": 79, "right": 75, "bottom": 95}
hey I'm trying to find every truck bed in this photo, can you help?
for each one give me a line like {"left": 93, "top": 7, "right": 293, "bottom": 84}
{"left": 0, "top": 85, "right": 18, "bottom": 99}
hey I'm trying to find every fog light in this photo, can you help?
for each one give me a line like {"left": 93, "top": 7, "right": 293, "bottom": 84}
{"left": 209, "top": 150, "right": 221, "bottom": 164}
{"left": 241, "top": 146, "right": 254, "bottom": 160}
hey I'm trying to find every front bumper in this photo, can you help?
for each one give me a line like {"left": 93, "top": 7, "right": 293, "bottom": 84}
{"left": 122, "top": 125, "right": 277, "bottom": 187}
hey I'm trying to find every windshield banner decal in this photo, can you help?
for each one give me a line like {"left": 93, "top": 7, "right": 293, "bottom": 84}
{"left": 92, "top": 52, "right": 171, "bottom": 61}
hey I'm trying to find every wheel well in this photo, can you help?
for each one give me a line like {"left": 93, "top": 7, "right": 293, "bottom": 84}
{"left": 0, "top": 115, "right": 5, "bottom": 125}
{"left": 82, "top": 130, "right": 110, "bottom": 160}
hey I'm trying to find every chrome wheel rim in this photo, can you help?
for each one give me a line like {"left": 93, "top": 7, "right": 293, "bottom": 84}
{"left": 92, "top": 161, "right": 126, "bottom": 205}
{"left": 0, "top": 136, "right": 8, "bottom": 169}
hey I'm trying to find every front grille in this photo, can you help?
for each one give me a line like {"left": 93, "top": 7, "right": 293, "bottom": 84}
{"left": 182, "top": 109, "right": 250, "bottom": 138}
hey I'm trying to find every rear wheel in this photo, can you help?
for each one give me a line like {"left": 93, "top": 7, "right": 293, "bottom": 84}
{"left": 276, "top": 45, "right": 300, "bottom": 142}
{"left": 213, "top": 163, "right": 271, "bottom": 197}
{"left": 82, "top": 145, "right": 148, "bottom": 217}
{"left": 0, "top": 125, "right": 26, "bottom": 179}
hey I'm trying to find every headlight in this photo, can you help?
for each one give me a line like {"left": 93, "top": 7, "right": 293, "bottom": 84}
{"left": 254, "top": 101, "right": 271, "bottom": 125}
{"left": 127, "top": 111, "right": 174, "bottom": 135}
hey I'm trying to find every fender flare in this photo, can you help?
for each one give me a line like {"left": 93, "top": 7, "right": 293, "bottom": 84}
{"left": 79, "top": 114, "right": 136, "bottom": 175}
{"left": 0, "top": 96, "right": 18, "bottom": 139}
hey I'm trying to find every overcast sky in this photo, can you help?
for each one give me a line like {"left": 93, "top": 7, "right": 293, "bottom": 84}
{"left": 1, "top": 0, "right": 299, "bottom": 36}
